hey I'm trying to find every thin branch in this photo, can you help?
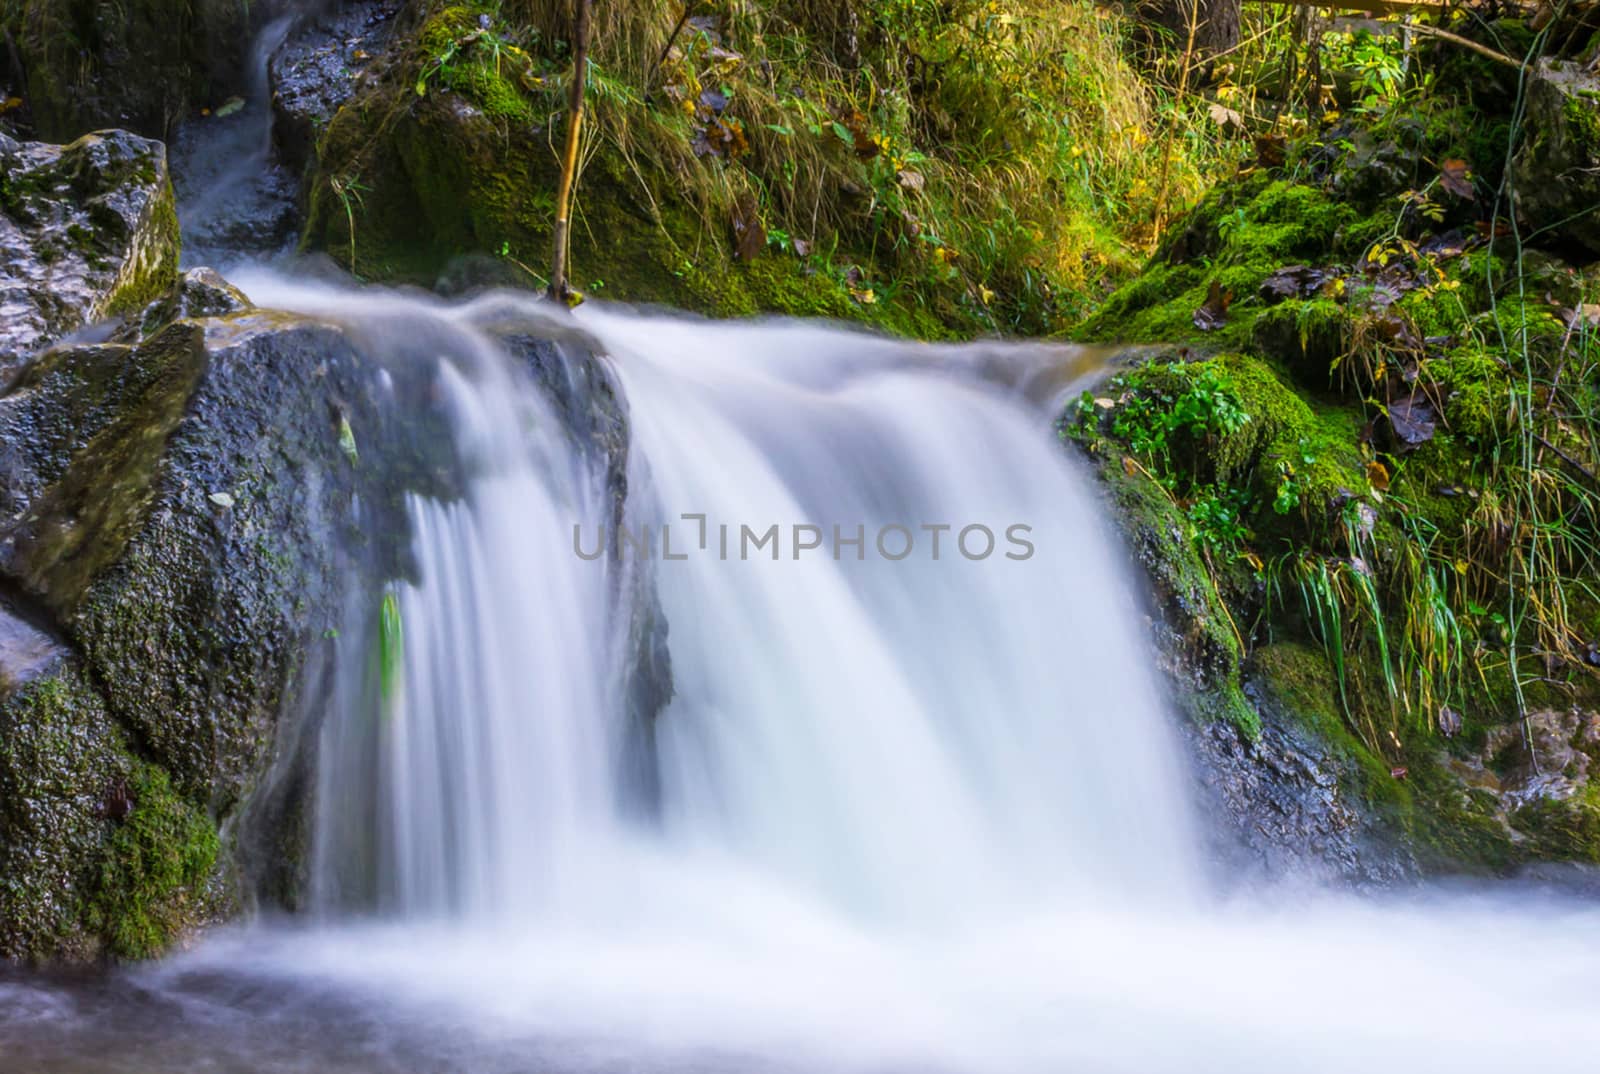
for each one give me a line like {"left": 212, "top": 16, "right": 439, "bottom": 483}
{"left": 549, "top": 0, "right": 594, "bottom": 306}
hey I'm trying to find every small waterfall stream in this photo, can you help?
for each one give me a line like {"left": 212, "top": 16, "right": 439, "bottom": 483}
{"left": 6, "top": 279, "right": 1600, "bottom": 1071}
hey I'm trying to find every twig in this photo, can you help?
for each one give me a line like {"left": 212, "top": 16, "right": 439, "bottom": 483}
{"left": 1405, "top": 22, "right": 1527, "bottom": 70}
{"left": 549, "top": 0, "right": 594, "bottom": 306}
{"left": 1534, "top": 433, "right": 1600, "bottom": 490}
{"left": 645, "top": 4, "right": 694, "bottom": 99}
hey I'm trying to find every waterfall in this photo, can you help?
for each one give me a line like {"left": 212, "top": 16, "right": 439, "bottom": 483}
{"left": 67, "top": 274, "right": 1598, "bottom": 1074}
{"left": 260, "top": 277, "right": 1198, "bottom": 925}
{"left": 600, "top": 311, "right": 1199, "bottom": 918}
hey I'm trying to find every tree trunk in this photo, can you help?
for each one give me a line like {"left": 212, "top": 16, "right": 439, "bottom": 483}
{"left": 1140, "top": 0, "right": 1241, "bottom": 63}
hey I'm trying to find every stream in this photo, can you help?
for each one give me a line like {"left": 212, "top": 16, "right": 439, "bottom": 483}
{"left": 4, "top": 5, "right": 1600, "bottom": 1071}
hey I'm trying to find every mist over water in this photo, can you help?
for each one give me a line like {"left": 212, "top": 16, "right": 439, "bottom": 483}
{"left": 7, "top": 280, "right": 1600, "bottom": 1072}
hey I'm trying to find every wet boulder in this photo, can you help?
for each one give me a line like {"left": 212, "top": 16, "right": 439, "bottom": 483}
{"left": 268, "top": 0, "right": 400, "bottom": 175}
{"left": 0, "top": 129, "right": 180, "bottom": 379}
{"left": 0, "top": 300, "right": 455, "bottom": 961}
{"left": 113, "top": 267, "right": 254, "bottom": 343}
{"left": 1513, "top": 61, "right": 1600, "bottom": 257}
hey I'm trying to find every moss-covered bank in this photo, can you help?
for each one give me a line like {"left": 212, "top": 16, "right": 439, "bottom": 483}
{"left": 296, "top": 0, "right": 1204, "bottom": 335}
{"left": 1072, "top": 26, "right": 1600, "bottom": 873}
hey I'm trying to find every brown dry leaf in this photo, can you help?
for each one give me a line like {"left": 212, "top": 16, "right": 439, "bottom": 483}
{"left": 1367, "top": 460, "right": 1391, "bottom": 491}
{"left": 1121, "top": 456, "right": 1139, "bottom": 478}
{"left": 1388, "top": 393, "right": 1437, "bottom": 449}
{"left": 1438, "top": 706, "right": 1462, "bottom": 737}
{"left": 897, "top": 169, "right": 925, "bottom": 193}
{"left": 1561, "top": 303, "right": 1600, "bottom": 329}
{"left": 1254, "top": 134, "right": 1287, "bottom": 168}
{"left": 1207, "top": 102, "right": 1244, "bottom": 132}
{"left": 1439, "top": 159, "right": 1475, "bottom": 200}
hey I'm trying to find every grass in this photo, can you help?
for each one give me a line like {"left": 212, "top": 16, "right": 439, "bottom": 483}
{"left": 313, "top": 0, "right": 1226, "bottom": 333}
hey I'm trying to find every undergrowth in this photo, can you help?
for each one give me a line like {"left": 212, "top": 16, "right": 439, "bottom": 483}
{"left": 1073, "top": 11, "right": 1600, "bottom": 773}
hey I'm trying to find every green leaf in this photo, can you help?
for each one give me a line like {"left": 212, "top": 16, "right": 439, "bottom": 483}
{"left": 379, "top": 590, "right": 404, "bottom": 710}
{"left": 338, "top": 415, "right": 360, "bottom": 465}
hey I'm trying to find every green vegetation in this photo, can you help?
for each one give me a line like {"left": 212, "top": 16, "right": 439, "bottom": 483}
{"left": 307, "top": 0, "right": 1222, "bottom": 334}
{"left": 83, "top": 766, "right": 220, "bottom": 960}
{"left": 1062, "top": 10, "right": 1600, "bottom": 868}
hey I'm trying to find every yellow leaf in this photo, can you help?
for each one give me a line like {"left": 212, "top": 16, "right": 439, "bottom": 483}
{"left": 1367, "top": 461, "right": 1390, "bottom": 490}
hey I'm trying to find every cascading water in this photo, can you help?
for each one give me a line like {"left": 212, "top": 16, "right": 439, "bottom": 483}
{"left": 169, "top": 4, "right": 308, "bottom": 265}
{"left": 7, "top": 282, "right": 1600, "bottom": 1073}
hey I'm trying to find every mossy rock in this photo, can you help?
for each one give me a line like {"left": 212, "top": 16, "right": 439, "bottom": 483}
{"left": 0, "top": 302, "right": 469, "bottom": 958}
{"left": 1512, "top": 61, "right": 1600, "bottom": 257}
{"left": 1078, "top": 432, "right": 1256, "bottom": 735}
{"left": 0, "top": 129, "right": 180, "bottom": 377}
{"left": 0, "top": 648, "right": 226, "bottom": 962}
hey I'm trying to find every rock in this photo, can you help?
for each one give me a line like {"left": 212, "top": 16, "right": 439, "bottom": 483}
{"left": 112, "top": 267, "right": 254, "bottom": 343}
{"left": 0, "top": 279, "right": 659, "bottom": 960}
{"left": 0, "top": 129, "right": 180, "bottom": 379}
{"left": 1185, "top": 681, "right": 1417, "bottom": 889}
{"left": 269, "top": 0, "right": 400, "bottom": 175}
{"left": 5, "top": 0, "right": 253, "bottom": 142}
{"left": 1441, "top": 709, "right": 1600, "bottom": 862}
{"left": 1513, "top": 61, "right": 1600, "bottom": 257}
{"left": 0, "top": 300, "right": 460, "bottom": 960}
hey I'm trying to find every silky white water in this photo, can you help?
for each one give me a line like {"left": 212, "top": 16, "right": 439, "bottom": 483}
{"left": 7, "top": 282, "right": 1600, "bottom": 1073}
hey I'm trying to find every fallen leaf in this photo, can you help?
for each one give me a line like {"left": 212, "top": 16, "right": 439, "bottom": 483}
{"left": 1207, "top": 102, "right": 1244, "bottom": 131}
{"left": 1259, "top": 265, "right": 1329, "bottom": 304}
{"left": 208, "top": 491, "right": 235, "bottom": 508}
{"left": 1355, "top": 501, "right": 1378, "bottom": 540}
{"left": 1192, "top": 279, "right": 1232, "bottom": 331}
{"left": 338, "top": 415, "right": 359, "bottom": 465}
{"left": 1560, "top": 304, "right": 1600, "bottom": 329}
{"left": 1367, "top": 460, "right": 1391, "bottom": 491}
{"left": 1387, "top": 393, "right": 1437, "bottom": 449}
{"left": 1438, "top": 706, "right": 1462, "bottom": 737}
{"left": 1439, "top": 159, "right": 1475, "bottom": 200}
{"left": 214, "top": 96, "right": 246, "bottom": 118}
{"left": 792, "top": 238, "right": 812, "bottom": 257}
{"left": 1254, "top": 134, "right": 1287, "bottom": 168}
{"left": 697, "top": 87, "right": 729, "bottom": 115}
{"left": 1390, "top": 766, "right": 1409, "bottom": 780}
{"left": 896, "top": 169, "right": 925, "bottom": 193}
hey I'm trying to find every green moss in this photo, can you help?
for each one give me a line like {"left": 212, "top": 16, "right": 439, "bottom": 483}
{"left": 1563, "top": 92, "right": 1600, "bottom": 158}
{"left": 1081, "top": 180, "right": 1373, "bottom": 349}
{"left": 1427, "top": 344, "right": 1512, "bottom": 446}
{"left": 1252, "top": 642, "right": 1410, "bottom": 810}
{"left": 1087, "top": 442, "right": 1257, "bottom": 735}
{"left": 82, "top": 765, "right": 219, "bottom": 960}
{"left": 103, "top": 186, "right": 181, "bottom": 320}
{"left": 1249, "top": 299, "right": 1350, "bottom": 390}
